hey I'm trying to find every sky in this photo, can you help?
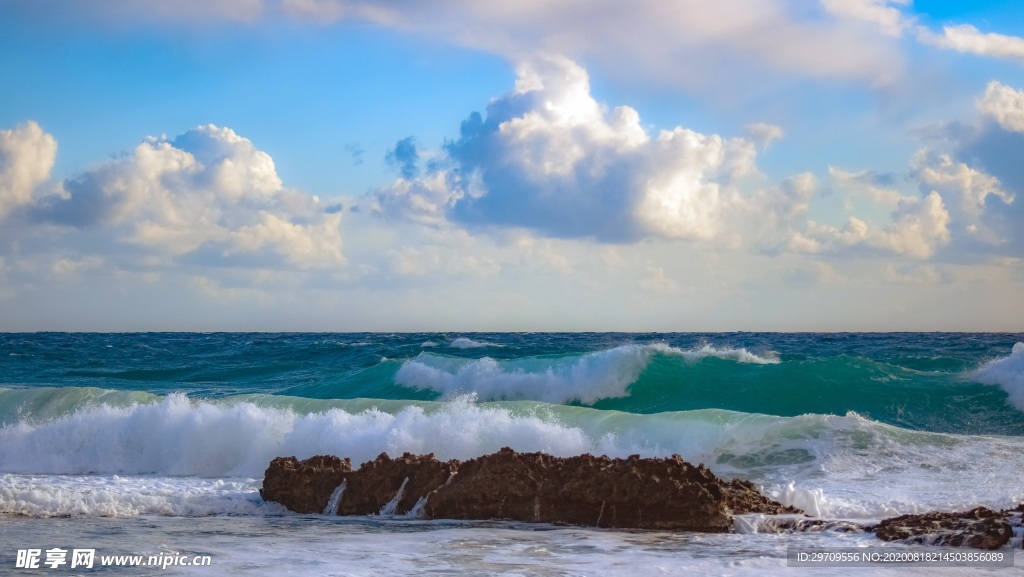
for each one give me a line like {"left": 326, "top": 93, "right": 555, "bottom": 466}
{"left": 1, "top": 0, "right": 1023, "bottom": 331}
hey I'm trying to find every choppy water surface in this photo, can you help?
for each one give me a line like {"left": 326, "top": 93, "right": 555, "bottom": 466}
{"left": 1, "top": 332, "right": 1022, "bottom": 574}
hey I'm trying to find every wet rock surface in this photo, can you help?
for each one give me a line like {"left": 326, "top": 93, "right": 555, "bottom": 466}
{"left": 262, "top": 448, "right": 797, "bottom": 531}
{"left": 334, "top": 452, "right": 457, "bottom": 516}
{"left": 874, "top": 506, "right": 1017, "bottom": 550}
{"left": 259, "top": 455, "right": 351, "bottom": 514}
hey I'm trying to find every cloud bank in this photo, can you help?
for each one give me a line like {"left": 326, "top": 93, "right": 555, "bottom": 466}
{"left": 372, "top": 56, "right": 984, "bottom": 262}
{"left": 3, "top": 124, "right": 344, "bottom": 269}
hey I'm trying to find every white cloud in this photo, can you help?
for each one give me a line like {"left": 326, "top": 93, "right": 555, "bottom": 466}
{"left": 829, "top": 166, "right": 909, "bottom": 208}
{"left": 689, "top": 170, "right": 815, "bottom": 252}
{"left": 798, "top": 192, "right": 950, "bottom": 259}
{"left": 375, "top": 56, "right": 758, "bottom": 243}
{"left": 910, "top": 150, "right": 1013, "bottom": 243}
{"left": 373, "top": 171, "right": 467, "bottom": 227}
{"left": 868, "top": 192, "right": 950, "bottom": 258}
{"left": 820, "top": 0, "right": 911, "bottom": 38}
{"left": 632, "top": 127, "right": 755, "bottom": 241}
{"left": 977, "top": 81, "right": 1024, "bottom": 133}
{"left": 744, "top": 123, "right": 785, "bottom": 150}
{"left": 0, "top": 121, "right": 57, "bottom": 218}
{"left": 373, "top": 56, "right": 967, "bottom": 263}
{"left": 32, "top": 124, "right": 344, "bottom": 269}
{"left": 918, "top": 24, "right": 1024, "bottom": 64}
{"left": 32, "top": 0, "right": 903, "bottom": 88}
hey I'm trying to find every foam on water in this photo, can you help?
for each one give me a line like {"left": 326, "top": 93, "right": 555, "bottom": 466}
{"left": 1, "top": 391, "right": 1022, "bottom": 519}
{"left": 0, "top": 474, "right": 284, "bottom": 517}
{"left": 448, "top": 337, "right": 501, "bottom": 349}
{"left": 394, "top": 343, "right": 778, "bottom": 404}
{"left": 974, "top": 342, "right": 1024, "bottom": 411}
{"left": 5, "top": 515, "right": 1014, "bottom": 577}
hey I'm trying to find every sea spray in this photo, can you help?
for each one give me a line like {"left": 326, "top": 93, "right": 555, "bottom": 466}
{"left": 974, "top": 342, "right": 1024, "bottom": 411}
{"left": 2, "top": 391, "right": 1023, "bottom": 518}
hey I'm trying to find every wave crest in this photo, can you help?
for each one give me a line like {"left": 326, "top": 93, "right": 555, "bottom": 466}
{"left": 394, "top": 344, "right": 778, "bottom": 404}
{"left": 449, "top": 337, "right": 501, "bottom": 349}
{"left": 974, "top": 342, "right": 1024, "bottom": 411}
{"left": 2, "top": 392, "right": 1023, "bottom": 518}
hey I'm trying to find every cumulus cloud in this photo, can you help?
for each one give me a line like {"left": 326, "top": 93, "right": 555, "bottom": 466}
{"left": 906, "top": 81, "right": 1024, "bottom": 255}
{"left": 0, "top": 121, "right": 57, "bottom": 219}
{"left": 910, "top": 150, "right": 1013, "bottom": 243}
{"left": 375, "top": 56, "right": 757, "bottom": 243}
{"left": 373, "top": 56, "right": 968, "bottom": 263}
{"left": 27, "top": 124, "right": 343, "bottom": 268}
{"left": 794, "top": 191, "right": 950, "bottom": 259}
{"left": 977, "top": 81, "right": 1024, "bottom": 133}
{"left": 919, "top": 24, "right": 1024, "bottom": 64}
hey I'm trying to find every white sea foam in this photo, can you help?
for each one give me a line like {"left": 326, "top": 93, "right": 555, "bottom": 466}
{"left": 5, "top": 515, "right": 993, "bottom": 576}
{"left": 1, "top": 394, "right": 1022, "bottom": 519}
{"left": 394, "top": 343, "right": 778, "bottom": 404}
{"left": 0, "top": 394, "right": 597, "bottom": 478}
{"left": 449, "top": 337, "right": 500, "bottom": 349}
{"left": 0, "top": 474, "right": 285, "bottom": 517}
{"left": 974, "top": 342, "right": 1024, "bottom": 411}
{"left": 658, "top": 342, "right": 780, "bottom": 365}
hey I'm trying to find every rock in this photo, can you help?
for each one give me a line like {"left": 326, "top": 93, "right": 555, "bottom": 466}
{"left": 260, "top": 455, "right": 351, "bottom": 514}
{"left": 874, "top": 507, "right": 1013, "bottom": 550}
{"left": 425, "top": 449, "right": 794, "bottom": 531}
{"left": 334, "top": 452, "right": 458, "bottom": 516}
{"left": 261, "top": 448, "right": 797, "bottom": 532}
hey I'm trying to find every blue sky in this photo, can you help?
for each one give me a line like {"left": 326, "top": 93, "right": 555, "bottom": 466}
{"left": 1, "top": 0, "right": 1023, "bottom": 330}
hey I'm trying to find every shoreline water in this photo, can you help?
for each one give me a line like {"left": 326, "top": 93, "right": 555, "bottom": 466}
{"left": 1, "top": 333, "right": 1022, "bottom": 574}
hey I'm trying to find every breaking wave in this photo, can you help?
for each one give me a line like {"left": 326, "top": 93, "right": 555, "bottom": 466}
{"left": 1, "top": 388, "right": 1022, "bottom": 518}
{"left": 974, "top": 342, "right": 1024, "bottom": 411}
{"left": 393, "top": 344, "right": 777, "bottom": 404}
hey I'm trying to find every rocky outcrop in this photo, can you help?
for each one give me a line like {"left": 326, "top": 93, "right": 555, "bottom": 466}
{"left": 261, "top": 448, "right": 797, "bottom": 531}
{"left": 259, "top": 455, "right": 351, "bottom": 514}
{"left": 423, "top": 449, "right": 795, "bottom": 531}
{"left": 874, "top": 507, "right": 1016, "bottom": 550}
{"left": 333, "top": 452, "right": 457, "bottom": 516}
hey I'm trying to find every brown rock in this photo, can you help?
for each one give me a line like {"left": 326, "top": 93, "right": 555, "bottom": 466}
{"left": 425, "top": 449, "right": 793, "bottom": 531}
{"left": 262, "top": 448, "right": 796, "bottom": 532}
{"left": 260, "top": 455, "right": 351, "bottom": 514}
{"left": 874, "top": 507, "right": 1013, "bottom": 550}
{"left": 335, "top": 452, "right": 458, "bottom": 516}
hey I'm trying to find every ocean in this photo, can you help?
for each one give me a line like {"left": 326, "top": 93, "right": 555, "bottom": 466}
{"left": 1, "top": 332, "right": 1022, "bottom": 575}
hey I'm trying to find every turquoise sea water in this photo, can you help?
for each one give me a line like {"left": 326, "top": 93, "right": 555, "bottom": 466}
{"left": 1, "top": 332, "right": 1022, "bottom": 575}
